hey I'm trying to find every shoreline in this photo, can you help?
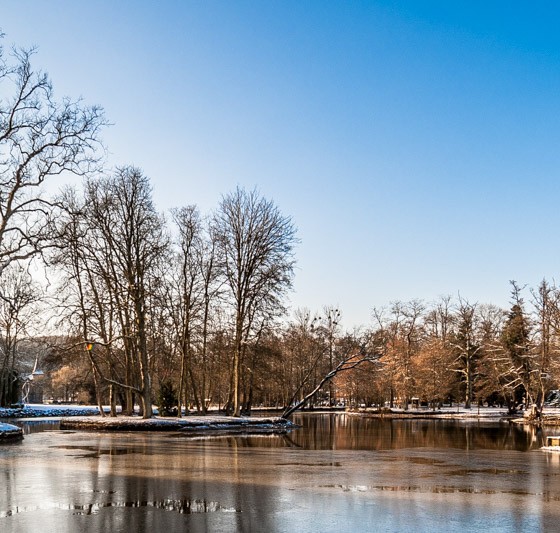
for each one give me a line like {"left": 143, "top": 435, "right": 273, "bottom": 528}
{"left": 59, "top": 415, "right": 297, "bottom": 434}
{"left": 346, "top": 407, "right": 560, "bottom": 426}
{"left": 0, "top": 423, "right": 23, "bottom": 442}
{"left": 4, "top": 404, "right": 560, "bottom": 440}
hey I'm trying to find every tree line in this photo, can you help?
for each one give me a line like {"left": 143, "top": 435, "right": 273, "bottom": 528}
{"left": 49, "top": 171, "right": 296, "bottom": 418}
{"left": 1, "top": 36, "right": 559, "bottom": 419}
{"left": 0, "top": 36, "right": 299, "bottom": 416}
{"left": 365, "top": 286, "right": 558, "bottom": 419}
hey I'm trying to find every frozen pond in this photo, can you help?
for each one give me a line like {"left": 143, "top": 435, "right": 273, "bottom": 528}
{"left": 1, "top": 413, "right": 560, "bottom": 532}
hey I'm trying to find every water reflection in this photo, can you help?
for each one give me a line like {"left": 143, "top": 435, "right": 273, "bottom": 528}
{"left": 0, "top": 418, "right": 60, "bottom": 435}
{"left": 8, "top": 414, "right": 547, "bottom": 452}
{"left": 1, "top": 498, "right": 238, "bottom": 518}
{"left": 1, "top": 415, "right": 560, "bottom": 532}
{"left": 289, "top": 413, "right": 547, "bottom": 451}
{"left": 168, "top": 413, "right": 547, "bottom": 452}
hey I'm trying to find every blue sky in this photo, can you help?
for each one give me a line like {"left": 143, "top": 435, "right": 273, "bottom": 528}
{"left": 3, "top": 1, "right": 560, "bottom": 328}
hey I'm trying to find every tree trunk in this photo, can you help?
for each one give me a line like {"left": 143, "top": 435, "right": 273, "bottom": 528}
{"left": 110, "top": 384, "right": 117, "bottom": 417}
{"left": 177, "top": 351, "right": 186, "bottom": 418}
{"left": 92, "top": 365, "right": 105, "bottom": 417}
{"left": 232, "top": 313, "right": 243, "bottom": 417}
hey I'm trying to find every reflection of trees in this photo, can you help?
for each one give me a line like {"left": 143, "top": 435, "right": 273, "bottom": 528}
{"left": 289, "top": 414, "right": 541, "bottom": 452}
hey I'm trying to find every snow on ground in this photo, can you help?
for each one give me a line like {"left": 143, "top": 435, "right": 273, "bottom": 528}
{"left": 3, "top": 403, "right": 560, "bottom": 441}
{"left": 350, "top": 405, "right": 560, "bottom": 421}
{"left": 59, "top": 415, "right": 297, "bottom": 433}
{"left": 0, "top": 422, "right": 23, "bottom": 441}
{"left": 350, "top": 405, "right": 511, "bottom": 419}
{"left": 0, "top": 404, "right": 297, "bottom": 436}
{"left": 0, "top": 404, "right": 100, "bottom": 418}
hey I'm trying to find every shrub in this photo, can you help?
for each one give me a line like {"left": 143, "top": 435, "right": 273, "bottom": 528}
{"left": 157, "top": 380, "right": 178, "bottom": 417}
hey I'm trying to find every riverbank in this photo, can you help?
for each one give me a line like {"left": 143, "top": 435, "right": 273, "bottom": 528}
{"left": 349, "top": 405, "right": 515, "bottom": 420}
{"left": 0, "top": 404, "right": 100, "bottom": 418}
{"left": 0, "top": 422, "right": 23, "bottom": 442}
{"left": 0, "top": 404, "right": 297, "bottom": 438}
{"left": 59, "top": 415, "right": 296, "bottom": 434}
{"left": 3, "top": 404, "right": 560, "bottom": 442}
{"left": 512, "top": 413, "right": 560, "bottom": 426}
{"left": 349, "top": 406, "right": 560, "bottom": 426}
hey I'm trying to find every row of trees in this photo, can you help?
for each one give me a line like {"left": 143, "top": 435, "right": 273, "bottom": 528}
{"left": 1, "top": 35, "right": 559, "bottom": 419}
{"left": 37, "top": 283, "right": 560, "bottom": 420}
{"left": 0, "top": 35, "right": 302, "bottom": 416}
{"left": 50, "top": 171, "right": 296, "bottom": 418}
{"left": 0, "top": 36, "right": 301, "bottom": 416}
{"left": 365, "top": 285, "right": 559, "bottom": 418}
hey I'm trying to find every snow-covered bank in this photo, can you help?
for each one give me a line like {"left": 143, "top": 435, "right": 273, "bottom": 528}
{"left": 0, "top": 404, "right": 100, "bottom": 418}
{"left": 0, "top": 422, "right": 23, "bottom": 442}
{"left": 513, "top": 413, "right": 560, "bottom": 426}
{"left": 60, "top": 415, "right": 297, "bottom": 434}
{"left": 0, "top": 405, "right": 99, "bottom": 439}
{"left": 0, "top": 405, "right": 296, "bottom": 436}
{"left": 348, "top": 406, "right": 560, "bottom": 424}
{"left": 348, "top": 406, "right": 512, "bottom": 420}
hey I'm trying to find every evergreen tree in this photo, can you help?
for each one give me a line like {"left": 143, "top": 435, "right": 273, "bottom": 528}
{"left": 501, "top": 282, "right": 532, "bottom": 407}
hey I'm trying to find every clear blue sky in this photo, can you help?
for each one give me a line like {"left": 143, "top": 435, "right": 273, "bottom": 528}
{"left": 3, "top": 1, "right": 560, "bottom": 328}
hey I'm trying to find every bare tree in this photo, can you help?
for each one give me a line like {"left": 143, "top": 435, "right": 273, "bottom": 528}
{"left": 475, "top": 304, "right": 518, "bottom": 412}
{"left": 373, "top": 300, "right": 424, "bottom": 409}
{"left": 0, "top": 263, "right": 39, "bottom": 406}
{"left": 530, "top": 279, "right": 560, "bottom": 418}
{"left": 372, "top": 306, "right": 397, "bottom": 407}
{"left": 414, "top": 296, "right": 455, "bottom": 409}
{"left": 54, "top": 168, "right": 166, "bottom": 418}
{"left": 51, "top": 186, "right": 111, "bottom": 415}
{"left": 279, "top": 309, "right": 323, "bottom": 409}
{"left": 169, "top": 205, "right": 205, "bottom": 416}
{"left": 451, "top": 298, "right": 481, "bottom": 409}
{"left": 86, "top": 168, "right": 166, "bottom": 418}
{"left": 0, "top": 38, "right": 105, "bottom": 273}
{"left": 212, "top": 187, "right": 297, "bottom": 416}
{"left": 317, "top": 306, "right": 341, "bottom": 405}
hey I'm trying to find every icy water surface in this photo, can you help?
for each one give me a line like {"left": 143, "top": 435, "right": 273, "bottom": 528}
{"left": 1, "top": 414, "right": 560, "bottom": 532}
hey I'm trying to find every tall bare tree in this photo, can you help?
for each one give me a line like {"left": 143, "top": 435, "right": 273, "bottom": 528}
{"left": 373, "top": 300, "right": 424, "bottom": 409}
{"left": 54, "top": 168, "right": 166, "bottom": 418}
{"left": 317, "top": 306, "right": 341, "bottom": 405}
{"left": 169, "top": 205, "right": 205, "bottom": 415}
{"left": 413, "top": 296, "right": 454, "bottom": 409}
{"left": 212, "top": 187, "right": 297, "bottom": 416}
{"left": 280, "top": 309, "right": 323, "bottom": 409}
{"left": 86, "top": 168, "right": 166, "bottom": 418}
